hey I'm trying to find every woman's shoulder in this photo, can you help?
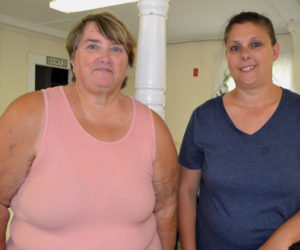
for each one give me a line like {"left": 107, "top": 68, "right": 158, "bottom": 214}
{"left": 0, "top": 90, "right": 45, "bottom": 164}
{"left": 2, "top": 91, "right": 44, "bottom": 121}
{"left": 280, "top": 88, "right": 300, "bottom": 113}
{"left": 193, "top": 95, "right": 222, "bottom": 116}
{"left": 283, "top": 88, "right": 300, "bottom": 102}
{"left": 0, "top": 91, "right": 45, "bottom": 147}
{"left": 130, "top": 96, "right": 150, "bottom": 110}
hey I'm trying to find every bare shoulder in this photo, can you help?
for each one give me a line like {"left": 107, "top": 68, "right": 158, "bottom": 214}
{"left": 151, "top": 111, "right": 174, "bottom": 144}
{"left": 1, "top": 90, "right": 44, "bottom": 126}
{"left": 151, "top": 110, "right": 177, "bottom": 161}
{"left": 0, "top": 90, "right": 45, "bottom": 154}
{"left": 2, "top": 91, "right": 44, "bottom": 117}
{"left": 0, "top": 91, "right": 45, "bottom": 206}
{"left": 1, "top": 91, "right": 44, "bottom": 141}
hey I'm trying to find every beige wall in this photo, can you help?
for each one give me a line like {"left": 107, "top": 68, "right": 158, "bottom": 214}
{"left": 165, "top": 40, "right": 224, "bottom": 150}
{"left": 0, "top": 28, "right": 68, "bottom": 115}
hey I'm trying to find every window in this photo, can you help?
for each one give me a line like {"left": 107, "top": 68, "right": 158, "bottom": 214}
{"left": 272, "top": 49, "right": 293, "bottom": 90}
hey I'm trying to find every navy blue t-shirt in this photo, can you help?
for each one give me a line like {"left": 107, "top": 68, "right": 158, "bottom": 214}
{"left": 179, "top": 88, "right": 300, "bottom": 250}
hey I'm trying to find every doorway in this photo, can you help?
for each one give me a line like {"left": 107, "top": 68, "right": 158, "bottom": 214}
{"left": 28, "top": 54, "right": 72, "bottom": 92}
{"left": 35, "top": 65, "right": 69, "bottom": 91}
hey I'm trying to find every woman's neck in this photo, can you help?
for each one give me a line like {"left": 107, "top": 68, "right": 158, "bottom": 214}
{"left": 227, "top": 83, "right": 282, "bottom": 107}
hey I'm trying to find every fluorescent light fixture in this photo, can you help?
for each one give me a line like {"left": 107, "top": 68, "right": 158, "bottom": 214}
{"left": 50, "top": 0, "right": 138, "bottom": 13}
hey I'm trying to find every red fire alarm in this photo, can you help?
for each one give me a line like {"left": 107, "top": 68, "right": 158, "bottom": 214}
{"left": 193, "top": 68, "right": 198, "bottom": 77}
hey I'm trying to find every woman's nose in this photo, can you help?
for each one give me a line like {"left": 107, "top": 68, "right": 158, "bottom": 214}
{"left": 99, "top": 48, "right": 110, "bottom": 64}
{"left": 240, "top": 47, "right": 251, "bottom": 60}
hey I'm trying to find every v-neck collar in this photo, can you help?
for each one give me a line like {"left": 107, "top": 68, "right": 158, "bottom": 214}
{"left": 218, "top": 88, "right": 285, "bottom": 137}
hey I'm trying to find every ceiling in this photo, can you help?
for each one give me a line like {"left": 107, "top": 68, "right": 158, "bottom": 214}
{"left": 0, "top": 0, "right": 300, "bottom": 44}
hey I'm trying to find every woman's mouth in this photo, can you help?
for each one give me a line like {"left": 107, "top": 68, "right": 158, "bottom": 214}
{"left": 94, "top": 67, "right": 113, "bottom": 73}
{"left": 240, "top": 65, "right": 255, "bottom": 72}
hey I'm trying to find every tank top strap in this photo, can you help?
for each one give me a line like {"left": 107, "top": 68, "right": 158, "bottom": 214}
{"left": 130, "top": 97, "right": 156, "bottom": 164}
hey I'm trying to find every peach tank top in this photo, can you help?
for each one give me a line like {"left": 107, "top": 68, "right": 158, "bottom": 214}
{"left": 7, "top": 86, "right": 161, "bottom": 250}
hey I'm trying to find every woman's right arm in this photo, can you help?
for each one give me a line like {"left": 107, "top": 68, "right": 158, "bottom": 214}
{"left": 178, "top": 165, "right": 201, "bottom": 250}
{"left": 0, "top": 92, "right": 44, "bottom": 249}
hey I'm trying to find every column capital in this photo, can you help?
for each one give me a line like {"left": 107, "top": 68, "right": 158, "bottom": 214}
{"left": 138, "top": 0, "right": 169, "bottom": 17}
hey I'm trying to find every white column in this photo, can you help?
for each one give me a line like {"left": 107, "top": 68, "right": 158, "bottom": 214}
{"left": 135, "top": 0, "right": 169, "bottom": 119}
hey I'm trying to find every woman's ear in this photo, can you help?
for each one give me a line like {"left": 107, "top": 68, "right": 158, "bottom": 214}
{"left": 273, "top": 42, "right": 280, "bottom": 62}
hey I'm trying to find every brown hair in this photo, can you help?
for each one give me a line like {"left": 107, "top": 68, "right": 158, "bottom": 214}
{"left": 66, "top": 12, "right": 136, "bottom": 88}
{"left": 224, "top": 12, "right": 277, "bottom": 46}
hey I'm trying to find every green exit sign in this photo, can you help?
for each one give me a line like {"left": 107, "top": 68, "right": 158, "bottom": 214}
{"left": 46, "top": 56, "right": 68, "bottom": 67}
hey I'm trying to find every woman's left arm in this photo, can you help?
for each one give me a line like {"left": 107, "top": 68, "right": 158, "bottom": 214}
{"left": 151, "top": 111, "right": 179, "bottom": 250}
{"left": 259, "top": 210, "right": 300, "bottom": 250}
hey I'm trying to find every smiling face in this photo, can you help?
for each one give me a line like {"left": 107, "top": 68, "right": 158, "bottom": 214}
{"left": 71, "top": 21, "right": 129, "bottom": 94}
{"left": 225, "top": 22, "right": 279, "bottom": 89}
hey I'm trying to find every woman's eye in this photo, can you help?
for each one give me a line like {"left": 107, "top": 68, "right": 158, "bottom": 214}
{"left": 230, "top": 45, "right": 240, "bottom": 51}
{"left": 111, "top": 46, "right": 122, "bottom": 52}
{"left": 251, "top": 42, "right": 261, "bottom": 47}
{"left": 88, "top": 44, "right": 98, "bottom": 50}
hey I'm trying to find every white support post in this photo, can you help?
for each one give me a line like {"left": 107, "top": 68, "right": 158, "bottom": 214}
{"left": 135, "top": 0, "right": 169, "bottom": 119}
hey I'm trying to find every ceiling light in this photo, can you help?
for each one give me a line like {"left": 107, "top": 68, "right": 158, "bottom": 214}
{"left": 49, "top": 0, "right": 138, "bottom": 13}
